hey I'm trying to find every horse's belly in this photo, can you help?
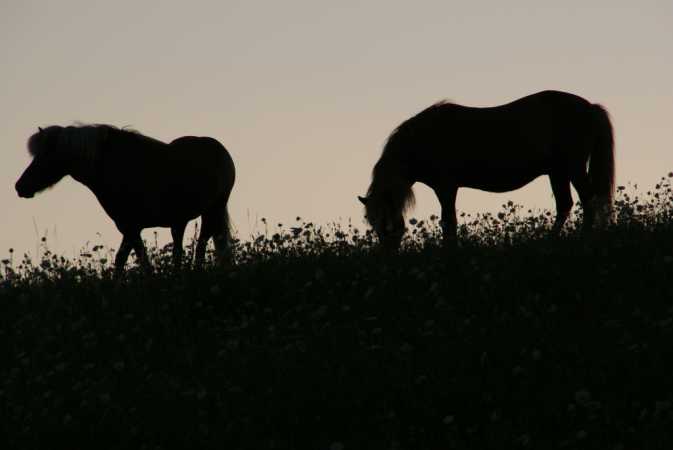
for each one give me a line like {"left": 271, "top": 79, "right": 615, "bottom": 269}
{"left": 98, "top": 188, "right": 216, "bottom": 231}
{"left": 145, "top": 195, "right": 213, "bottom": 227}
{"left": 457, "top": 166, "right": 546, "bottom": 193}
{"left": 461, "top": 173, "right": 543, "bottom": 193}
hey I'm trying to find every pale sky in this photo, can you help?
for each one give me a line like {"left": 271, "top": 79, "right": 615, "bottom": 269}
{"left": 1, "top": 1, "right": 672, "bottom": 258}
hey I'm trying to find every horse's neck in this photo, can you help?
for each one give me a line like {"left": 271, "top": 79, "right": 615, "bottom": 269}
{"left": 69, "top": 165, "right": 95, "bottom": 190}
{"left": 67, "top": 147, "right": 101, "bottom": 190}
{"left": 375, "top": 163, "right": 413, "bottom": 193}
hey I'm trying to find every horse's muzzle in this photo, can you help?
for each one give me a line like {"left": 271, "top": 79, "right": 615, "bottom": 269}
{"left": 16, "top": 184, "right": 34, "bottom": 198}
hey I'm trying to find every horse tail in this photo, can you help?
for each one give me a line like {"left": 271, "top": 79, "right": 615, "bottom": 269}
{"left": 212, "top": 143, "right": 235, "bottom": 246}
{"left": 222, "top": 155, "right": 235, "bottom": 243}
{"left": 213, "top": 156, "right": 235, "bottom": 264}
{"left": 221, "top": 203, "right": 232, "bottom": 241}
{"left": 589, "top": 104, "right": 615, "bottom": 220}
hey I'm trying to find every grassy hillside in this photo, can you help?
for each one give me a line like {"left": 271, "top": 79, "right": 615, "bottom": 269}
{"left": 2, "top": 179, "right": 673, "bottom": 449}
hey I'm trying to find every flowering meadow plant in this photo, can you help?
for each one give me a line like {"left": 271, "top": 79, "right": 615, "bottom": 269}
{"left": 2, "top": 177, "right": 673, "bottom": 449}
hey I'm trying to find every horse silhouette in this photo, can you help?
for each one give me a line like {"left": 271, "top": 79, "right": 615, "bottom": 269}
{"left": 16, "top": 124, "right": 235, "bottom": 274}
{"left": 359, "top": 90, "right": 615, "bottom": 250}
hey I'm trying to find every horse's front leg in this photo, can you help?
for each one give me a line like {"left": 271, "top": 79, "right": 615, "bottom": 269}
{"left": 436, "top": 186, "right": 458, "bottom": 248}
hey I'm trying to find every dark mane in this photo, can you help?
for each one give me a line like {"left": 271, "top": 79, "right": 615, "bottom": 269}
{"left": 363, "top": 103, "right": 456, "bottom": 224}
{"left": 75, "top": 123, "right": 166, "bottom": 147}
{"left": 383, "top": 100, "right": 452, "bottom": 150}
{"left": 27, "top": 123, "right": 165, "bottom": 158}
{"left": 100, "top": 124, "right": 166, "bottom": 146}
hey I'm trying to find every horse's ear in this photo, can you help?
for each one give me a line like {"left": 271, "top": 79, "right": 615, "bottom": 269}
{"left": 38, "top": 127, "right": 43, "bottom": 133}
{"left": 358, "top": 195, "right": 368, "bottom": 205}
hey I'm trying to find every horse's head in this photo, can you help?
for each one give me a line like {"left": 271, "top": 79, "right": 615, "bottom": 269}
{"left": 16, "top": 126, "right": 68, "bottom": 198}
{"left": 359, "top": 194, "right": 405, "bottom": 251}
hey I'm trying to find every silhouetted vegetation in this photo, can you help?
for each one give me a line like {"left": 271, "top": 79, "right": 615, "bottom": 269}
{"left": 2, "top": 177, "right": 673, "bottom": 449}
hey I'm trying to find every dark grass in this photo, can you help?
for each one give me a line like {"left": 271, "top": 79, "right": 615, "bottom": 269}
{"left": 3, "top": 178, "right": 673, "bottom": 449}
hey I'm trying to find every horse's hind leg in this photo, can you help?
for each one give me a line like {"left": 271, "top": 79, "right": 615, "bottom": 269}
{"left": 114, "top": 232, "right": 151, "bottom": 276}
{"left": 208, "top": 203, "right": 232, "bottom": 266}
{"left": 114, "top": 235, "right": 134, "bottom": 277}
{"left": 130, "top": 233, "right": 152, "bottom": 273}
{"left": 195, "top": 194, "right": 232, "bottom": 268}
{"left": 213, "top": 217, "right": 232, "bottom": 266}
{"left": 570, "top": 171, "right": 595, "bottom": 232}
{"left": 549, "top": 174, "right": 573, "bottom": 235}
{"left": 194, "top": 220, "right": 213, "bottom": 268}
{"left": 170, "top": 222, "right": 187, "bottom": 268}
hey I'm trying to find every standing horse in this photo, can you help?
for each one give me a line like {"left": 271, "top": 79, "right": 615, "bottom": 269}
{"left": 15, "top": 124, "right": 236, "bottom": 274}
{"left": 359, "top": 90, "right": 615, "bottom": 250}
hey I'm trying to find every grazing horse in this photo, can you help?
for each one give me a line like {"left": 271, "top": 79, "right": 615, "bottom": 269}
{"left": 359, "top": 90, "right": 615, "bottom": 250}
{"left": 16, "top": 124, "right": 236, "bottom": 274}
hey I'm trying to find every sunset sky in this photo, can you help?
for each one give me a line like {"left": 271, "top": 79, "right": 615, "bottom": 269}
{"left": 1, "top": 1, "right": 672, "bottom": 258}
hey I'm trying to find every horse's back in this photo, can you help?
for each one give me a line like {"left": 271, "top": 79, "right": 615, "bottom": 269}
{"left": 461, "top": 91, "right": 593, "bottom": 125}
{"left": 506, "top": 90, "right": 591, "bottom": 107}
{"left": 451, "top": 91, "right": 596, "bottom": 142}
{"left": 399, "top": 91, "right": 600, "bottom": 190}
{"left": 97, "top": 133, "right": 235, "bottom": 230}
